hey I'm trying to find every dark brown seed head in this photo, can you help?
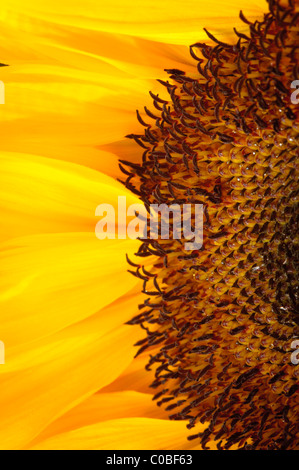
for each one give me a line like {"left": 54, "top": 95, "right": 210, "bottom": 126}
{"left": 122, "top": 0, "right": 299, "bottom": 450}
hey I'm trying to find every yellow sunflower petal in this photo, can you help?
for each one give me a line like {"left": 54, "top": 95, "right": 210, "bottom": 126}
{"left": 0, "top": 23, "right": 195, "bottom": 78}
{"left": 0, "top": 152, "right": 139, "bottom": 240}
{"left": 29, "top": 417, "right": 210, "bottom": 450}
{"left": 1, "top": 0, "right": 266, "bottom": 45}
{"left": 102, "top": 352, "right": 157, "bottom": 395}
{"left": 0, "top": 64, "right": 162, "bottom": 169}
{"left": 0, "top": 233, "right": 139, "bottom": 347}
{"left": 27, "top": 391, "right": 170, "bottom": 447}
{"left": 0, "top": 320, "right": 141, "bottom": 449}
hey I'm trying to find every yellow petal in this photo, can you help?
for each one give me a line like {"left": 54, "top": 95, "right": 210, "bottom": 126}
{"left": 28, "top": 391, "right": 170, "bottom": 447}
{"left": 102, "top": 352, "right": 157, "bottom": 395}
{"left": 1, "top": 0, "right": 266, "bottom": 45}
{"left": 0, "top": 320, "right": 141, "bottom": 449}
{"left": 0, "top": 64, "right": 163, "bottom": 169}
{"left": 0, "top": 233, "right": 139, "bottom": 347}
{"left": 29, "top": 417, "right": 209, "bottom": 450}
{"left": 0, "top": 152, "right": 139, "bottom": 240}
{"left": 1, "top": 23, "right": 196, "bottom": 77}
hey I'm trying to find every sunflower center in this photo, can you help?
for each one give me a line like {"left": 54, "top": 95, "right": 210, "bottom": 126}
{"left": 121, "top": 0, "right": 299, "bottom": 450}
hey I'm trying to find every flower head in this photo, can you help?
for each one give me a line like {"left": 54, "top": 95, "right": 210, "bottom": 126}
{"left": 0, "top": 0, "right": 298, "bottom": 451}
{"left": 122, "top": 0, "right": 299, "bottom": 450}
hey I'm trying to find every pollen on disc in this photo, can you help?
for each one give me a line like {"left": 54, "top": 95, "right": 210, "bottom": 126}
{"left": 121, "top": 0, "right": 299, "bottom": 450}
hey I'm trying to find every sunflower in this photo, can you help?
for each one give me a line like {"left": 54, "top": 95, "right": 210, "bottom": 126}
{"left": 0, "top": 0, "right": 298, "bottom": 451}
